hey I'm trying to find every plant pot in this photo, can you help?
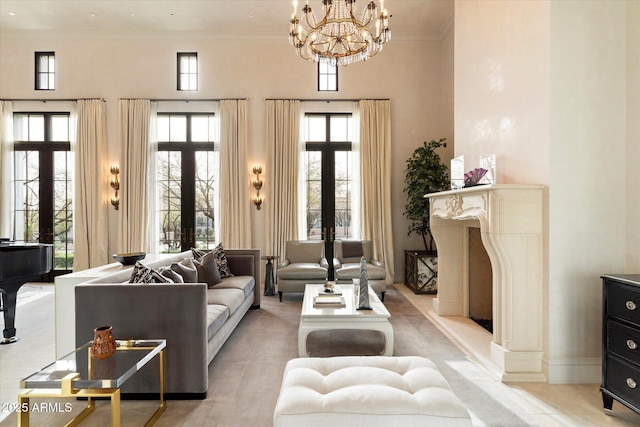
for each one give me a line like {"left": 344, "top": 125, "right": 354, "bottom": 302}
{"left": 404, "top": 250, "right": 438, "bottom": 294}
{"left": 90, "top": 325, "right": 117, "bottom": 360}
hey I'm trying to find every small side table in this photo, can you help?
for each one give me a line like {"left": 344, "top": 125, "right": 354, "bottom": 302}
{"left": 261, "top": 256, "right": 279, "bottom": 296}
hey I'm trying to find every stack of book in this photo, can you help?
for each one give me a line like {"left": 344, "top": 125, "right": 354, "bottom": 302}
{"left": 313, "top": 294, "right": 345, "bottom": 308}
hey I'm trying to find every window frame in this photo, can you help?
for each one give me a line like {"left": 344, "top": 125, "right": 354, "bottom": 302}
{"left": 317, "top": 61, "right": 338, "bottom": 92}
{"left": 156, "top": 112, "right": 217, "bottom": 253}
{"left": 177, "top": 52, "right": 198, "bottom": 91}
{"left": 35, "top": 51, "right": 56, "bottom": 91}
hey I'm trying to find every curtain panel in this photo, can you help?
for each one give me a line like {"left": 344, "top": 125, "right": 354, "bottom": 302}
{"left": 266, "top": 100, "right": 300, "bottom": 260}
{"left": 117, "top": 99, "right": 152, "bottom": 253}
{"left": 219, "top": 99, "right": 251, "bottom": 248}
{"left": 73, "top": 99, "right": 109, "bottom": 270}
{"left": 359, "top": 99, "right": 394, "bottom": 284}
{"left": 0, "top": 101, "right": 14, "bottom": 239}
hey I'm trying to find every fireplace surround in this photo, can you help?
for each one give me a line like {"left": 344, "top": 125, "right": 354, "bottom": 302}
{"left": 426, "top": 184, "right": 546, "bottom": 382}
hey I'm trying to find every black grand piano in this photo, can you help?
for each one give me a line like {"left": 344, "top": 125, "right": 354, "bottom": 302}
{"left": 0, "top": 241, "right": 53, "bottom": 344}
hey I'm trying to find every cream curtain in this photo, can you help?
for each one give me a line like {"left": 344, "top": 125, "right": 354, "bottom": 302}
{"left": 266, "top": 100, "right": 300, "bottom": 260}
{"left": 73, "top": 99, "right": 108, "bottom": 270}
{"left": 219, "top": 99, "right": 251, "bottom": 248}
{"left": 0, "top": 101, "right": 13, "bottom": 239}
{"left": 359, "top": 99, "right": 394, "bottom": 283}
{"left": 118, "top": 99, "right": 152, "bottom": 253}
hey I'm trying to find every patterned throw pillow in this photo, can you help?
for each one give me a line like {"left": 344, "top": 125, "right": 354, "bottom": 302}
{"left": 129, "top": 261, "right": 174, "bottom": 284}
{"left": 192, "top": 243, "right": 234, "bottom": 278}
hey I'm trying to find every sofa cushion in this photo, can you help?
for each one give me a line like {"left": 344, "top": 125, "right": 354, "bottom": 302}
{"left": 336, "top": 263, "right": 386, "bottom": 280}
{"left": 171, "top": 258, "right": 198, "bottom": 283}
{"left": 193, "top": 251, "right": 222, "bottom": 288}
{"left": 129, "top": 261, "right": 173, "bottom": 284}
{"left": 206, "top": 288, "right": 246, "bottom": 315}
{"left": 278, "top": 263, "right": 328, "bottom": 280}
{"left": 206, "top": 304, "right": 230, "bottom": 341}
{"left": 214, "top": 275, "right": 254, "bottom": 299}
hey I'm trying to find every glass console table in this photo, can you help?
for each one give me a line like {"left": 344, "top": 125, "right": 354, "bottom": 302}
{"left": 18, "top": 339, "right": 166, "bottom": 426}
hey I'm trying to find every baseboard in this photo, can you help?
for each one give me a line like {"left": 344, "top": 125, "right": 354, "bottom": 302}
{"left": 544, "top": 356, "right": 602, "bottom": 384}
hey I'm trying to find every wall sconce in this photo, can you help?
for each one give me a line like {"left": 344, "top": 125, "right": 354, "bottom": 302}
{"left": 110, "top": 165, "right": 120, "bottom": 211}
{"left": 252, "top": 165, "right": 263, "bottom": 210}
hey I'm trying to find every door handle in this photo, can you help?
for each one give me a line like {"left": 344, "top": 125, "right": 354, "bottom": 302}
{"left": 329, "top": 227, "right": 335, "bottom": 242}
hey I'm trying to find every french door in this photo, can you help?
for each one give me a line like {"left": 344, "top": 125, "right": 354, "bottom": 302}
{"left": 13, "top": 112, "right": 73, "bottom": 279}
{"left": 303, "top": 113, "right": 355, "bottom": 278}
{"left": 156, "top": 113, "right": 217, "bottom": 253}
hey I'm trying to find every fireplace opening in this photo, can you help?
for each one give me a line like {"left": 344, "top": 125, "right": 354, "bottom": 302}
{"left": 468, "top": 227, "right": 493, "bottom": 333}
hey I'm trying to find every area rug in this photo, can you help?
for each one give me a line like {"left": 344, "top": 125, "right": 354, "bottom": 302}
{"left": 2, "top": 285, "right": 536, "bottom": 426}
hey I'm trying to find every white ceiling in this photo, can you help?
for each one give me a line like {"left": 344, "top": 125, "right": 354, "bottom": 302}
{"left": 0, "top": 0, "right": 454, "bottom": 39}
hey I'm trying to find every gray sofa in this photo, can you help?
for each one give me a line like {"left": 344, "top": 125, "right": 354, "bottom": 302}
{"left": 74, "top": 249, "right": 260, "bottom": 399}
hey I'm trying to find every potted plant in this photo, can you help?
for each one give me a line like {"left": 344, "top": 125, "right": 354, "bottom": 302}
{"left": 403, "top": 138, "right": 450, "bottom": 294}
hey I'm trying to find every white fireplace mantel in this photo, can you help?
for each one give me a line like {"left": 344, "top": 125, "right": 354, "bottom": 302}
{"left": 426, "top": 184, "right": 546, "bottom": 382}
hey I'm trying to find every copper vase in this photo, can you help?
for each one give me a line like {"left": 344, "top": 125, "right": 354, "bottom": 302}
{"left": 90, "top": 325, "right": 117, "bottom": 359}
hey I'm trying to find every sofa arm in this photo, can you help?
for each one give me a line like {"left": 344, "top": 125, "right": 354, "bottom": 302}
{"left": 333, "top": 258, "right": 342, "bottom": 269}
{"left": 75, "top": 283, "right": 208, "bottom": 397}
{"left": 372, "top": 259, "right": 384, "bottom": 268}
{"left": 225, "top": 248, "right": 261, "bottom": 308}
{"left": 320, "top": 257, "right": 329, "bottom": 269}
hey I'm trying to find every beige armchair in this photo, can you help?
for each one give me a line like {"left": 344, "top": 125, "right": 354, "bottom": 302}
{"left": 276, "top": 240, "right": 329, "bottom": 301}
{"left": 333, "top": 240, "right": 387, "bottom": 301}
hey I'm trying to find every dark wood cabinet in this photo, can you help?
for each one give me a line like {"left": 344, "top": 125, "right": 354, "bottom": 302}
{"left": 602, "top": 274, "right": 640, "bottom": 415}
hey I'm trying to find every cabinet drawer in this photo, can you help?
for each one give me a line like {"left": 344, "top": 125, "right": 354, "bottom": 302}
{"left": 606, "top": 280, "right": 640, "bottom": 325}
{"left": 604, "top": 355, "right": 640, "bottom": 407}
{"left": 608, "top": 320, "right": 640, "bottom": 365}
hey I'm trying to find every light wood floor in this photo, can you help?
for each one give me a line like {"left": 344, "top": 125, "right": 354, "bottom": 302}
{"left": 2, "top": 282, "right": 639, "bottom": 426}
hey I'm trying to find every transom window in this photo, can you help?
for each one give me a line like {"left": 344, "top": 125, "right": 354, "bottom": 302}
{"left": 318, "top": 62, "right": 338, "bottom": 92}
{"left": 35, "top": 52, "right": 55, "bottom": 90}
{"left": 177, "top": 53, "right": 198, "bottom": 91}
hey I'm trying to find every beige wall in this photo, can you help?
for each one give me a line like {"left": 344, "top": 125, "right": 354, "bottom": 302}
{"left": 455, "top": 0, "right": 638, "bottom": 384}
{"left": 0, "top": 33, "right": 454, "bottom": 280}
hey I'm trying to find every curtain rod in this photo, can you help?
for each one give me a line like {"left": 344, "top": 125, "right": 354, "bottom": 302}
{"left": 1, "top": 98, "right": 104, "bottom": 102}
{"left": 265, "top": 98, "right": 390, "bottom": 102}
{"left": 120, "top": 98, "right": 248, "bottom": 102}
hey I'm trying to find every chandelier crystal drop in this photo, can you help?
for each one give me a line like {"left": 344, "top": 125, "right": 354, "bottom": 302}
{"left": 289, "top": 0, "right": 391, "bottom": 66}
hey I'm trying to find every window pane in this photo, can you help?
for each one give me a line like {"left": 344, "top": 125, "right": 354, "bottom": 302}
{"left": 51, "top": 115, "right": 69, "bottom": 141}
{"left": 306, "top": 116, "right": 325, "bottom": 141}
{"left": 195, "top": 151, "right": 216, "bottom": 249}
{"left": 14, "top": 151, "right": 40, "bottom": 242}
{"left": 189, "top": 75, "right": 197, "bottom": 91}
{"left": 191, "top": 116, "right": 210, "bottom": 142}
{"left": 29, "top": 115, "right": 45, "bottom": 141}
{"left": 157, "top": 151, "right": 182, "bottom": 253}
{"left": 48, "top": 73, "right": 55, "bottom": 90}
{"left": 334, "top": 151, "right": 352, "bottom": 239}
{"left": 330, "top": 116, "right": 349, "bottom": 141}
{"left": 54, "top": 151, "right": 73, "bottom": 269}
{"left": 39, "top": 55, "right": 49, "bottom": 71}
{"left": 169, "top": 115, "right": 187, "bottom": 142}
{"left": 157, "top": 116, "right": 170, "bottom": 141}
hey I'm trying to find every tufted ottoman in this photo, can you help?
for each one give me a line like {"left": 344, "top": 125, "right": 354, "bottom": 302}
{"left": 273, "top": 356, "right": 472, "bottom": 427}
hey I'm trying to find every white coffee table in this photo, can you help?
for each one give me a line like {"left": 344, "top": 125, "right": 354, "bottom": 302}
{"left": 298, "top": 284, "right": 393, "bottom": 357}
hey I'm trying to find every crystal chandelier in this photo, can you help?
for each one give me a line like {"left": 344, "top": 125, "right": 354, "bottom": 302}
{"left": 289, "top": 0, "right": 391, "bottom": 66}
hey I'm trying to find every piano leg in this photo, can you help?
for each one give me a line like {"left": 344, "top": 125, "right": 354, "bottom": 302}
{"left": 0, "top": 289, "right": 19, "bottom": 344}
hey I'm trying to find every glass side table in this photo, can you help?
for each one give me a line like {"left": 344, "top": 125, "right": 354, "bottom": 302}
{"left": 261, "top": 255, "right": 279, "bottom": 296}
{"left": 18, "top": 339, "right": 166, "bottom": 426}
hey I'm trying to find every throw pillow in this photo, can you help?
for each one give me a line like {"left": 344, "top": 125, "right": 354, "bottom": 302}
{"left": 192, "top": 244, "right": 234, "bottom": 278}
{"left": 192, "top": 251, "right": 222, "bottom": 288}
{"left": 158, "top": 265, "right": 184, "bottom": 283}
{"left": 171, "top": 258, "right": 198, "bottom": 283}
{"left": 129, "top": 261, "right": 174, "bottom": 284}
